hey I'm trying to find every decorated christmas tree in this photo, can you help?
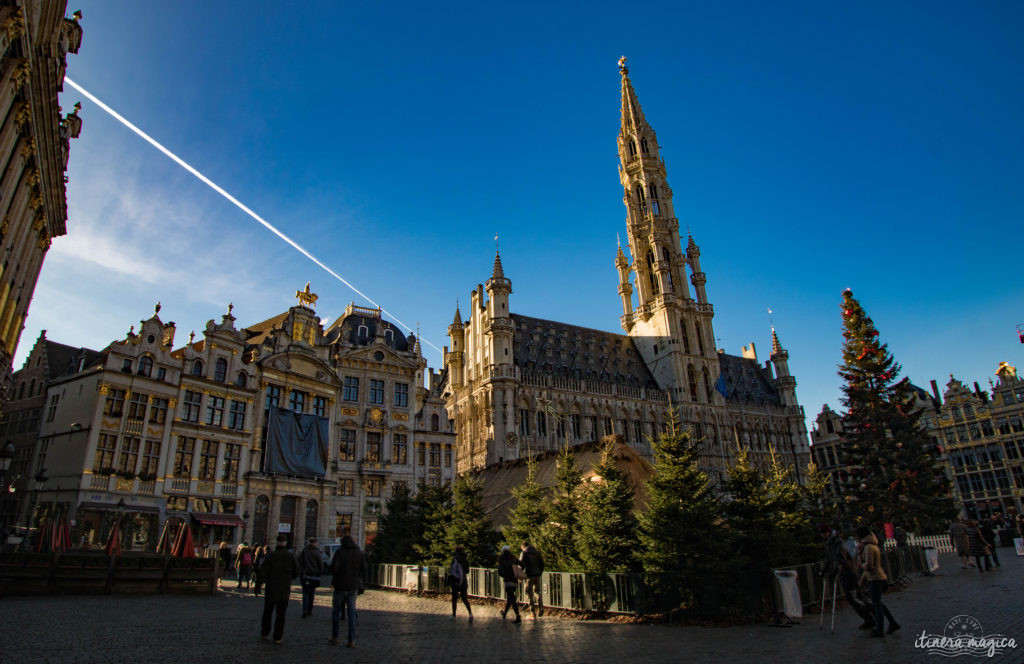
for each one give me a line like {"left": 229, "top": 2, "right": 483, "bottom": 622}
{"left": 837, "top": 289, "right": 955, "bottom": 533}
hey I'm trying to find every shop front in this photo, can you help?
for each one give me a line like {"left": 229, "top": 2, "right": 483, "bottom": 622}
{"left": 191, "top": 511, "right": 246, "bottom": 553}
{"left": 76, "top": 501, "right": 160, "bottom": 551}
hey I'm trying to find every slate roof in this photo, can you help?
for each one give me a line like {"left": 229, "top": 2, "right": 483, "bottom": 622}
{"left": 510, "top": 313, "right": 658, "bottom": 388}
{"left": 716, "top": 352, "right": 782, "bottom": 406}
{"left": 45, "top": 340, "right": 103, "bottom": 379}
{"left": 325, "top": 313, "right": 410, "bottom": 351}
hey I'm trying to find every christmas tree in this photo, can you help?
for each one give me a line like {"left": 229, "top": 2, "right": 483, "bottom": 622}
{"left": 837, "top": 289, "right": 955, "bottom": 533}
{"left": 445, "top": 474, "right": 499, "bottom": 567}
{"left": 637, "top": 410, "right": 729, "bottom": 611}
{"left": 576, "top": 438, "right": 639, "bottom": 575}
{"left": 412, "top": 482, "right": 452, "bottom": 565}
{"left": 373, "top": 481, "right": 422, "bottom": 563}
{"left": 502, "top": 456, "right": 549, "bottom": 550}
{"left": 544, "top": 447, "right": 584, "bottom": 572}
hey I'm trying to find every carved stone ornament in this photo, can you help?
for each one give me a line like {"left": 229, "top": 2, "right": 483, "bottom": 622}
{"left": 2, "top": 9, "right": 25, "bottom": 41}
{"left": 0, "top": 215, "right": 8, "bottom": 237}
{"left": 14, "top": 103, "right": 30, "bottom": 128}
{"left": 21, "top": 138, "right": 36, "bottom": 160}
{"left": 10, "top": 59, "right": 29, "bottom": 89}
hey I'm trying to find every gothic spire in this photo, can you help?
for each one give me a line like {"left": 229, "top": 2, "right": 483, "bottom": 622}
{"left": 492, "top": 250, "right": 505, "bottom": 280}
{"left": 771, "top": 327, "right": 783, "bottom": 355}
{"left": 618, "top": 56, "right": 648, "bottom": 134}
{"left": 453, "top": 302, "right": 462, "bottom": 326}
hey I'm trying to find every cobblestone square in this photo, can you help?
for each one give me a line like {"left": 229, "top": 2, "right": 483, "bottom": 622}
{"left": 1, "top": 552, "right": 1022, "bottom": 663}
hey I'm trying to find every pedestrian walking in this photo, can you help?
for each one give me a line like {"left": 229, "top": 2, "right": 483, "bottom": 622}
{"left": 519, "top": 541, "right": 545, "bottom": 619}
{"left": 448, "top": 546, "right": 473, "bottom": 622}
{"left": 253, "top": 544, "right": 268, "bottom": 597}
{"left": 298, "top": 537, "right": 325, "bottom": 617}
{"left": 235, "top": 543, "right": 254, "bottom": 589}
{"left": 820, "top": 524, "right": 874, "bottom": 631}
{"left": 328, "top": 535, "right": 366, "bottom": 648}
{"left": 497, "top": 545, "right": 522, "bottom": 623}
{"left": 948, "top": 519, "right": 970, "bottom": 569}
{"left": 965, "top": 519, "right": 993, "bottom": 572}
{"left": 217, "top": 541, "right": 233, "bottom": 587}
{"left": 856, "top": 526, "right": 899, "bottom": 638}
{"left": 257, "top": 534, "right": 300, "bottom": 644}
{"left": 980, "top": 518, "right": 1001, "bottom": 568}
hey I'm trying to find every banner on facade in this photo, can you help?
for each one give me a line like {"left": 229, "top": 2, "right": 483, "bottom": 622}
{"left": 263, "top": 406, "right": 329, "bottom": 477}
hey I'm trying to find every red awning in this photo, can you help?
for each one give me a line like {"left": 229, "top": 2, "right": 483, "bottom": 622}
{"left": 191, "top": 512, "right": 245, "bottom": 527}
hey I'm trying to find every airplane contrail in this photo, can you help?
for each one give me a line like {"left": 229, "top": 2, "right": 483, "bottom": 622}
{"left": 64, "top": 76, "right": 443, "bottom": 354}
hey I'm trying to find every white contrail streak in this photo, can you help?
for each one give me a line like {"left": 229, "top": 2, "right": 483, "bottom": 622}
{"left": 63, "top": 76, "right": 442, "bottom": 354}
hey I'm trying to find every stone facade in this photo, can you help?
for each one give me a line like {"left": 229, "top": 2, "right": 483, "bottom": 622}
{"left": 443, "top": 60, "right": 811, "bottom": 483}
{"left": 6, "top": 290, "right": 455, "bottom": 551}
{"left": 0, "top": 3, "right": 81, "bottom": 402}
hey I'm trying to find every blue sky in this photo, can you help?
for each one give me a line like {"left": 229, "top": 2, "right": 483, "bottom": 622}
{"left": 23, "top": 1, "right": 1024, "bottom": 431}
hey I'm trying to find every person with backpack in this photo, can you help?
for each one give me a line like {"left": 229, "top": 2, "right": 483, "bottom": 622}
{"left": 448, "top": 546, "right": 473, "bottom": 622}
{"left": 519, "top": 541, "right": 545, "bottom": 619}
{"left": 497, "top": 545, "right": 523, "bottom": 623}
{"left": 298, "top": 537, "right": 325, "bottom": 617}
{"left": 328, "top": 535, "right": 366, "bottom": 648}
{"left": 253, "top": 544, "right": 268, "bottom": 597}
{"left": 820, "top": 524, "right": 874, "bottom": 631}
{"left": 235, "top": 543, "right": 255, "bottom": 590}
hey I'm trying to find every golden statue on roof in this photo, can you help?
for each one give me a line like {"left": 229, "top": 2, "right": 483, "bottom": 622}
{"left": 997, "top": 361, "right": 1017, "bottom": 379}
{"left": 296, "top": 282, "right": 318, "bottom": 309}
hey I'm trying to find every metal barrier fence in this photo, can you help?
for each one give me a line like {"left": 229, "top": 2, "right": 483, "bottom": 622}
{"left": 884, "top": 534, "right": 953, "bottom": 553}
{"left": 769, "top": 545, "right": 932, "bottom": 616}
{"left": 370, "top": 563, "right": 639, "bottom": 614}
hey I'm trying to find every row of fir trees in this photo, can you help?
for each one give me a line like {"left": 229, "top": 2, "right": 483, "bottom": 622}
{"left": 371, "top": 289, "right": 956, "bottom": 614}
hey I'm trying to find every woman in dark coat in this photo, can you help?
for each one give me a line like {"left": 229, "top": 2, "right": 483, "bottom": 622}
{"left": 965, "top": 519, "right": 993, "bottom": 573}
{"left": 496, "top": 545, "right": 522, "bottom": 623}
{"left": 448, "top": 546, "right": 473, "bottom": 622}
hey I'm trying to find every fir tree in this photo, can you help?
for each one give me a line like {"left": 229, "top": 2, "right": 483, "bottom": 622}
{"left": 445, "top": 474, "right": 499, "bottom": 567}
{"left": 503, "top": 457, "right": 549, "bottom": 549}
{"left": 637, "top": 411, "right": 729, "bottom": 611}
{"left": 837, "top": 289, "right": 955, "bottom": 533}
{"left": 544, "top": 447, "right": 584, "bottom": 571}
{"left": 412, "top": 482, "right": 452, "bottom": 565}
{"left": 372, "top": 481, "right": 422, "bottom": 563}
{"left": 576, "top": 438, "right": 639, "bottom": 575}
{"left": 800, "top": 460, "right": 839, "bottom": 531}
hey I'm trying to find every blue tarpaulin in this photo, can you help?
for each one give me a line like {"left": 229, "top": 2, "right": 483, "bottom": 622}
{"left": 263, "top": 406, "right": 328, "bottom": 477}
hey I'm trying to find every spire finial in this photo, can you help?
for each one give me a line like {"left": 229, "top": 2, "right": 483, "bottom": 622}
{"left": 154, "top": 301, "right": 161, "bottom": 315}
{"left": 188, "top": 330, "right": 195, "bottom": 344}
{"left": 618, "top": 55, "right": 628, "bottom": 75}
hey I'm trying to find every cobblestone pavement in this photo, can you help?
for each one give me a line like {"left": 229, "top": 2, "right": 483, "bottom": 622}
{"left": 1, "top": 552, "right": 1021, "bottom": 664}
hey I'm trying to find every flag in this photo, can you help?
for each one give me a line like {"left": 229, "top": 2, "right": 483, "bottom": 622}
{"left": 714, "top": 374, "right": 728, "bottom": 398}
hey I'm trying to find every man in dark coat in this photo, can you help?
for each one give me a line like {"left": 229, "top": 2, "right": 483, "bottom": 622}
{"left": 298, "top": 537, "right": 325, "bottom": 617}
{"left": 258, "top": 534, "right": 300, "bottom": 643}
{"left": 980, "top": 518, "right": 1001, "bottom": 568}
{"left": 329, "top": 535, "right": 366, "bottom": 647}
{"left": 519, "top": 541, "right": 545, "bottom": 618}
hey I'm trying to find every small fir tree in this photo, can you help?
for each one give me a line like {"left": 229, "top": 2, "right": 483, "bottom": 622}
{"left": 576, "top": 438, "right": 639, "bottom": 575}
{"left": 503, "top": 457, "right": 549, "bottom": 549}
{"left": 638, "top": 411, "right": 730, "bottom": 611}
{"left": 445, "top": 474, "right": 499, "bottom": 567}
{"left": 837, "top": 289, "right": 955, "bottom": 533}
{"left": 412, "top": 482, "right": 452, "bottom": 565}
{"left": 544, "top": 447, "right": 584, "bottom": 571}
{"left": 373, "top": 482, "right": 422, "bottom": 563}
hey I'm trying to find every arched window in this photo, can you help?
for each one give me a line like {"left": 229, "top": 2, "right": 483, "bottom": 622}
{"left": 681, "top": 320, "right": 691, "bottom": 354}
{"left": 236, "top": 371, "right": 247, "bottom": 388}
{"left": 640, "top": 137, "right": 649, "bottom": 155}
{"left": 214, "top": 358, "right": 228, "bottom": 382}
{"left": 628, "top": 139, "right": 637, "bottom": 157}
{"left": 304, "top": 499, "right": 318, "bottom": 541}
{"left": 28, "top": 379, "right": 35, "bottom": 395}
{"left": 384, "top": 329, "right": 394, "bottom": 345}
{"left": 649, "top": 183, "right": 660, "bottom": 215}
{"left": 191, "top": 360, "right": 204, "bottom": 377}
{"left": 662, "top": 248, "right": 673, "bottom": 291}
{"left": 646, "top": 251, "right": 658, "bottom": 295}
{"left": 688, "top": 365, "right": 699, "bottom": 402}
{"left": 826, "top": 419, "right": 834, "bottom": 434}
{"left": 357, "top": 325, "right": 368, "bottom": 341}
{"left": 17, "top": 382, "right": 24, "bottom": 399}
{"left": 635, "top": 185, "right": 646, "bottom": 214}
{"left": 649, "top": 184, "right": 658, "bottom": 199}
{"left": 431, "top": 413, "right": 439, "bottom": 432}
{"left": 702, "top": 371, "right": 713, "bottom": 403}
{"left": 253, "top": 495, "right": 270, "bottom": 546}
{"left": 695, "top": 322, "right": 705, "bottom": 354}
{"left": 138, "top": 355, "right": 153, "bottom": 377}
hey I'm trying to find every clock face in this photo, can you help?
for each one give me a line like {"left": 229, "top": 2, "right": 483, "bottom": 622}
{"left": 504, "top": 432, "right": 518, "bottom": 448}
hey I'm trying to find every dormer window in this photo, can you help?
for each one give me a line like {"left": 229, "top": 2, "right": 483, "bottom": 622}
{"left": 214, "top": 358, "right": 228, "bottom": 382}
{"left": 384, "top": 329, "right": 394, "bottom": 345}
{"left": 192, "top": 360, "right": 204, "bottom": 377}
{"left": 357, "top": 325, "right": 368, "bottom": 342}
{"left": 138, "top": 355, "right": 153, "bottom": 377}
